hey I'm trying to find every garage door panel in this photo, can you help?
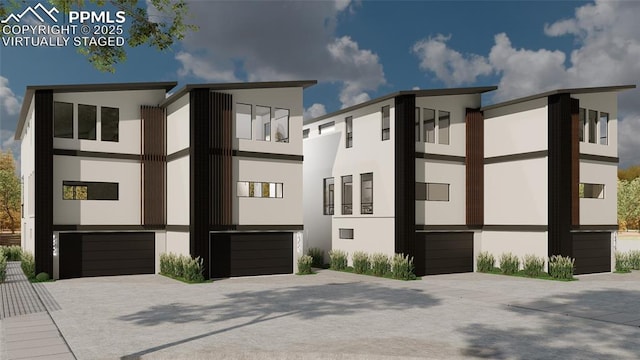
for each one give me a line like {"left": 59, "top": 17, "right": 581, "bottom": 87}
{"left": 231, "top": 240, "right": 291, "bottom": 251}
{"left": 231, "top": 249, "right": 292, "bottom": 259}
{"left": 231, "top": 257, "right": 291, "bottom": 268}
{"left": 426, "top": 257, "right": 473, "bottom": 268}
{"left": 212, "top": 232, "right": 293, "bottom": 278}
{"left": 419, "top": 232, "right": 473, "bottom": 276}
{"left": 573, "top": 232, "right": 610, "bottom": 275}
{"left": 83, "top": 240, "right": 154, "bottom": 252}
{"left": 232, "top": 266, "right": 292, "bottom": 277}
{"left": 82, "top": 250, "right": 153, "bottom": 261}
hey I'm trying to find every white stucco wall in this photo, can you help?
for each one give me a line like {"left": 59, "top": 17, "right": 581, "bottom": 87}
{"left": 166, "top": 94, "right": 190, "bottom": 155}
{"left": 332, "top": 218, "right": 396, "bottom": 264}
{"left": 416, "top": 160, "right": 466, "bottom": 225}
{"left": 165, "top": 231, "right": 190, "bottom": 256}
{"left": 580, "top": 160, "right": 617, "bottom": 225}
{"left": 20, "top": 99, "right": 36, "bottom": 253}
{"left": 166, "top": 156, "right": 190, "bottom": 225}
{"left": 480, "top": 231, "right": 548, "bottom": 269}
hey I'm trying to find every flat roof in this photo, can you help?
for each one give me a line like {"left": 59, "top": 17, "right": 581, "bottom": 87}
{"left": 305, "top": 86, "right": 497, "bottom": 125}
{"left": 481, "top": 84, "right": 636, "bottom": 111}
{"left": 15, "top": 81, "right": 178, "bottom": 140}
{"left": 161, "top": 80, "right": 318, "bottom": 107}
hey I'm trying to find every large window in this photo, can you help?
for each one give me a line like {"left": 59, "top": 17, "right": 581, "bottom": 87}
{"left": 416, "top": 182, "right": 450, "bottom": 201}
{"left": 438, "top": 110, "right": 450, "bottom": 145}
{"left": 63, "top": 181, "right": 118, "bottom": 200}
{"left": 78, "top": 104, "right": 96, "bottom": 140}
{"left": 361, "top": 173, "right": 373, "bottom": 214}
{"left": 274, "top": 108, "right": 289, "bottom": 143}
{"left": 323, "top": 178, "right": 334, "bottom": 215}
{"left": 342, "top": 175, "right": 353, "bottom": 215}
{"left": 578, "top": 108, "right": 585, "bottom": 142}
{"left": 237, "top": 181, "right": 283, "bottom": 198}
{"left": 345, "top": 116, "right": 353, "bottom": 148}
{"left": 381, "top": 106, "right": 390, "bottom": 141}
{"left": 599, "top": 112, "right": 608, "bottom": 145}
{"left": 101, "top": 107, "right": 119, "bottom": 142}
{"left": 236, "top": 103, "right": 252, "bottom": 140}
{"left": 423, "top": 108, "right": 435, "bottom": 143}
{"left": 579, "top": 183, "right": 604, "bottom": 199}
{"left": 588, "top": 109, "right": 597, "bottom": 144}
{"left": 54, "top": 102, "right": 73, "bottom": 139}
{"left": 255, "top": 105, "right": 271, "bottom": 141}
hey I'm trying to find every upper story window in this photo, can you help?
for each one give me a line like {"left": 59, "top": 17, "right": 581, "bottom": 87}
{"left": 588, "top": 109, "right": 597, "bottom": 144}
{"left": 578, "top": 108, "right": 585, "bottom": 142}
{"left": 78, "top": 104, "right": 97, "bottom": 140}
{"left": 342, "top": 175, "right": 353, "bottom": 215}
{"left": 579, "top": 183, "right": 604, "bottom": 199}
{"left": 416, "top": 182, "right": 450, "bottom": 201}
{"left": 438, "top": 110, "right": 450, "bottom": 145}
{"left": 319, "top": 121, "right": 335, "bottom": 134}
{"left": 101, "top": 107, "right": 119, "bottom": 142}
{"left": 236, "top": 103, "right": 252, "bottom": 140}
{"left": 54, "top": 102, "right": 73, "bottom": 139}
{"left": 361, "top": 173, "right": 373, "bottom": 214}
{"left": 237, "top": 181, "right": 283, "bottom": 198}
{"left": 345, "top": 116, "right": 353, "bottom": 148}
{"left": 423, "top": 108, "right": 435, "bottom": 143}
{"left": 63, "top": 181, "right": 118, "bottom": 200}
{"left": 323, "top": 177, "right": 334, "bottom": 215}
{"left": 255, "top": 105, "right": 271, "bottom": 141}
{"left": 582, "top": 107, "right": 609, "bottom": 146}
{"left": 415, "top": 108, "right": 420, "bottom": 142}
{"left": 599, "top": 112, "right": 608, "bottom": 145}
{"left": 381, "top": 106, "right": 390, "bottom": 141}
{"left": 274, "top": 108, "right": 289, "bottom": 143}
{"left": 303, "top": 128, "right": 310, "bottom": 139}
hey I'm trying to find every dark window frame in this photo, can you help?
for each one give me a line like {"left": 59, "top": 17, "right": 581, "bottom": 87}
{"left": 62, "top": 181, "right": 119, "bottom": 200}
{"left": 345, "top": 116, "right": 353, "bottom": 148}
{"left": 235, "top": 103, "right": 253, "bottom": 140}
{"left": 381, "top": 105, "right": 390, "bottom": 141}
{"left": 303, "top": 128, "right": 310, "bottom": 139}
{"left": 342, "top": 175, "right": 353, "bottom": 215}
{"left": 236, "top": 181, "right": 283, "bottom": 198}
{"left": 423, "top": 108, "right": 435, "bottom": 144}
{"left": 416, "top": 182, "right": 450, "bottom": 202}
{"left": 101, "top": 106, "right": 119, "bottom": 142}
{"left": 599, "top": 111, "right": 609, "bottom": 145}
{"left": 54, "top": 101, "right": 74, "bottom": 139}
{"left": 438, "top": 110, "right": 450, "bottom": 145}
{"left": 339, "top": 228, "right": 354, "bottom": 239}
{"left": 588, "top": 109, "right": 598, "bottom": 144}
{"left": 78, "top": 104, "right": 97, "bottom": 140}
{"left": 579, "top": 183, "right": 605, "bottom": 199}
{"left": 578, "top": 108, "right": 585, "bottom": 142}
{"left": 323, "top": 178, "right": 335, "bottom": 215}
{"left": 360, "top": 172, "right": 373, "bottom": 214}
{"left": 274, "top": 108, "right": 290, "bottom": 143}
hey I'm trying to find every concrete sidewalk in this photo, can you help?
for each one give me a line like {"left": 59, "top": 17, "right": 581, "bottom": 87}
{"left": 0, "top": 262, "right": 75, "bottom": 360}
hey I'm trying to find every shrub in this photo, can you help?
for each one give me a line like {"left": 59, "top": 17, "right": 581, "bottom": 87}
{"left": 159, "top": 252, "right": 205, "bottom": 282}
{"left": 522, "top": 254, "right": 545, "bottom": 277}
{"left": 35, "top": 272, "right": 50, "bottom": 282}
{"left": 306, "top": 247, "right": 325, "bottom": 268}
{"left": 2, "top": 245, "right": 23, "bottom": 261}
{"left": 391, "top": 253, "right": 416, "bottom": 280}
{"left": 329, "top": 249, "right": 348, "bottom": 271}
{"left": 297, "top": 255, "right": 314, "bottom": 275}
{"left": 628, "top": 250, "right": 640, "bottom": 270}
{"left": 352, "top": 251, "right": 370, "bottom": 274}
{"left": 0, "top": 253, "right": 6, "bottom": 283}
{"left": 476, "top": 252, "right": 495, "bottom": 273}
{"left": 370, "top": 253, "right": 390, "bottom": 277}
{"left": 20, "top": 251, "right": 35, "bottom": 280}
{"left": 548, "top": 255, "right": 574, "bottom": 280}
{"left": 182, "top": 256, "right": 205, "bottom": 282}
{"left": 615, "top": 251, "right": 632, "bottom": 272}
{"left": 499, "top": 253, "right": 520, "bottom": 275}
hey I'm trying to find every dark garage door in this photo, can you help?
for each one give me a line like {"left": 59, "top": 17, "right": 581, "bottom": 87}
{"left": 417, "top": 232, "right": 474, "bottom": 276}
{"left": 59, "top": 232, "right": 155, "bottom": 279}
{"left": 573, "top": 232, "right": 611, "bottom": 275}
{"left": 211, "top": 232, "right": 293, "bottom": 278}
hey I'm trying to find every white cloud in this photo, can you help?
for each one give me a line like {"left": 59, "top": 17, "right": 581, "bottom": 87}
{"left": 0, "top": 76, "right": 20, "bottom": 116}
{"left": 304, "top": 103, "right": 327, "bottom": 120}
{"left": 175, "top": 1, "right": 385, "bottom": 108}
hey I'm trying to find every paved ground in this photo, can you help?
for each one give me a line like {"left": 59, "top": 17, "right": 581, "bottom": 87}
{"left": 30, "top": 269, "right": 640, "bottom": 359}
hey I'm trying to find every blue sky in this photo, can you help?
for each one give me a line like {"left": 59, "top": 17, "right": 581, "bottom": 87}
{"left": 1, "top": 0, "right": 639, "bottom": 167}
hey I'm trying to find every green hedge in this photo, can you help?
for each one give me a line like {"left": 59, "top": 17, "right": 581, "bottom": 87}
{"left": 159, "top": 252, "right": 205, "bottom": 283}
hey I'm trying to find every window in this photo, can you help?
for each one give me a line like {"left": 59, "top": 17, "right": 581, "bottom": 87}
{"left": 438, "top": 110, "right": 450, "bottom": 145}
{"left": 62, "top": 181, "right": 118, "bottom": 200}
{"left": 101, "top": 107, "right": 119, "bottom": 142}
{"left": 599, "top": 112, "right": 608, "bottom": 145}
{"left": 342, "top": 175, "right": 352, "bottom": 215}
{"left": 423, "top": 108, "right": 435, "bottom": 143}
{"left": 236, "top": 103, "right": 252, "bottom": 140}
{"left": 303, "top": 129, "right": 310, "bottom": 139}
{"left": 78, "top": 104, "right": 96, "bottom": 140}
{"left": 415, "top": 107, "right": 420, "bottom": 142}
{"left": 255, "top": 105, "right": 271, "bottom": 141}
{"left": 578, "top": 108, "right": 585, "bottom": 142}
{"left": 274, "top": 108, "right": 289, "bottom": 143}
{"left": 319, "top": 121, "right": 335, "bottom": 134}
{"left": 416, "top": 182, "right": 449, "bottom": 201}
{"left": 54, "top": 102, "right": 73, "bottom": 139}
{"left": 588, "top": 109, "right": 597, "bottom": 144}
{"left": 236, "top": 181, "right": 283, "bottom": 198}
{"left": 345, "top": 116, "right": 353, "bottom": 148}
{"left": 323, "top": 178, "right": 334, "bottom": 215}
{"left": 361, "top": 173, "right": 373, "bottom": 214}
{"left": 339, "top": 228, "right": 354, "bottom": 239}
{"left": 579, "top": 183, "right": 604, "bottom": 199}
{"left": 381, "top": 105, "right": 390, "bottom": 140}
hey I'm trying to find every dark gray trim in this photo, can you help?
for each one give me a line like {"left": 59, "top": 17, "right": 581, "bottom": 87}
{"left": 34, "top": 90, "right": 54, "bottom": 276}
{"left": 166, "top": 225, "right": 190, "bottom": 232}
{"left": 483, "top": 225, "right": 549, "bottom": 231}
{"left": 210, "top": 225, "right": 304, "bottom": 231}
{"left": 54, "top": 225, "right": 164, "bottom": 231}
{"left": 306, "top": 86, "right": 497, "bottom": 125}
{"left": 579, "top": 154, "right": 619, "bottom": 163}
{"left": 572, "top": 225, "right": 619, "bottom": 231}
{"left": 233, "top": 150, "right": 303, "bottom": 162}
{"left": 163, "top": 80, "right": 317, "bottom": 107}
{"left": 415, "top": 153, "right": 466, "bottom": 163}
{"left": 167, "top": 148, "right": 190, "bottom": 162}
{"left": 484, "top": 150, "right": 548, "bottom": 164}
{"left": 482, "top": 84, "right": 635, "bottom": 111}
{"left": 53, "top": 148, "right": 141, "bottom": 161}
{"left": 416, "top": 225, "right": 470, "bottom": 231}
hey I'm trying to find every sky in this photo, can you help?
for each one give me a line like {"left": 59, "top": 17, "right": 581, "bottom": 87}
{"left": 1, "top": 0, "right": 639, "bottom": 168}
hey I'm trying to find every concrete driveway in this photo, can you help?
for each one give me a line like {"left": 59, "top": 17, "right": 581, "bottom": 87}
{"left": 42, "top": 270, "right": 640, "bottom": 359}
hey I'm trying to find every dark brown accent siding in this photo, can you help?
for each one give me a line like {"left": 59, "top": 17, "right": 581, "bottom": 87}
{"left": 572, "top": 232, "right": 611, "bottom": 274}
{"left": 416, "top": 225, "right": 470, "bottom": 231}
{"left": 167, "top": 148, "right": 189, "bottom": 162}
{"left": 166, "top": 225, "right": 190, "bottom": 232}
{"left": 233, "top": 150, "right": 303, "bottom": 162}
{"left": 570, "top": 98, "right": 580, "bottom": 227}
{"left": 572, "top": 225, "right": 619, "bottom": 231}
{"left": 54, "top": 225, "right": 163, "bottom": 231}
{"left": 53, "top": 149, "right": 141, "bottom": 160}
{"left": 394, "top": 95, "right": 417, "bottom": 269}
{"left": 141, "top": 106, "right": 167, "bottom": 227}
{"left": 483, "top": 225, "right": 548, "bottom": 232}
{"left": 34, "top": 90, "right": 54, "bottom": 276}
{"left": 415, "top": 153, "right": 466, "bottom": 163}
{"left": 466, "top": 108, "right": 484, "bottom": 228}
{"left": 579, "top": 154, "right": 619, "bottom": 163}
{"left": 209, "top": 225, "right": 304, "bottom": 231}
{"left": 210, "top": 92, "right": 233, "bottom": 227}
{"left": 484, "top": 150, "right": 548, "bottom": 164}
{"left": 548, "top": 94, "right": 574, "bottom": 258}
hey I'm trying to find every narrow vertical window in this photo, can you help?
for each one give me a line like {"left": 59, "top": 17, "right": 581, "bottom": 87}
{"left": 255, "top": 105, "right": 271, "bottom": 141}
{"left": 438, "top": 110, "right": 450, "bottom": 145}
{"left": 423, "top": 108, "right": 435, "bottom": 143}
{"left": 381, "top": 106, "right": 390, "bottom": 141}
{"left": 588, "top": 109, "right": 597, "bottom": 144}
{"left": 235, "top": 103, "right": 252, "bottom": 140}
{"left": 54, "top": 102, "right": 73, "bottom": 139}
{"left": 361, "top": 173, "right": 373, "bottom": 214}
{"left": 323, "top": 178, "right": 334, "bottom": 215}
{"left": 78, "top": 104, "right": 96, "bottom": 140}
{"left": 101, "top": 107, "right": 119, "bottom": 142}
{"left": 415, "top": 107, "right": 420, "bottom": 142}
{"left": 599, "top": 112, "right": 608, "bottom": 145}
{"left": 274, "top": 108, "right": 289, "bottom": 143}
{"left": 303, "top": 129, "right": 310, "bottom": 139}
{"left": 342, "top": 175, "right": 352, "bottom": 215}
{"left": 578, "top": 108, "right": 585, "bottom": 142}
{"left": 345, "top": 116, "right": 353, "bottom": 148}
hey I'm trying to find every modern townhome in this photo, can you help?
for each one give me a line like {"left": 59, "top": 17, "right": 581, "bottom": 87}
{"left": 303, "top": 84, "right": 634, "bottom": 276}
{"left": 16, "top": 80, "right": 316, "bottom": 280}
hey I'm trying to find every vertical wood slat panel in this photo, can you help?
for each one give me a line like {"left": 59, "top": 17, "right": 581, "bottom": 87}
{"left": 141, "top": 105, "right": 166, "bottom": 226}
{"left": 570, "top": 98, "right": 580, "bottom": 227}
{"left": 465, "top": 108, "right": 484, "bottom": 228}
{"left": 209, "top": 92, "right": 233, "bottom": 227}
{"left": 34, "top": 90, "right": 54, "bottom": 275}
